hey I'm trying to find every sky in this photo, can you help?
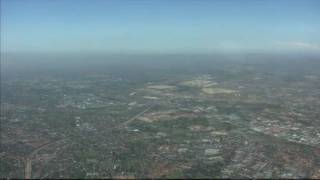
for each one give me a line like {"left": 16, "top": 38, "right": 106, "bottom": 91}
{"left": 1, "top": 0, "right": 320, "bottom": 54}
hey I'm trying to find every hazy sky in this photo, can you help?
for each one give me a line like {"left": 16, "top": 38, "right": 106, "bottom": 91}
{"left": 1, "top": 0, "right": 320, "bottom": 54}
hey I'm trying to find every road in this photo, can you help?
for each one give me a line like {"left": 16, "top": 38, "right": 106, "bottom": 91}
{"left": 118, "top": 103, "right": 156, "bottom": 129}
{"left": 24, "top": 139, "right": 63, "bottom": 179}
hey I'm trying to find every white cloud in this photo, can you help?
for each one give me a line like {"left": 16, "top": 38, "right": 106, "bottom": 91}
{"left": 275, "top": 41, "right": 320, "bottom": 50}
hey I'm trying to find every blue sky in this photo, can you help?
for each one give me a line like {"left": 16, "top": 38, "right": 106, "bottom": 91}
{"left": 1, "top": 0, "right": 320, "bottom": 54}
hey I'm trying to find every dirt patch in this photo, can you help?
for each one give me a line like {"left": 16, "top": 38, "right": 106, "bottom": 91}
{"left": 139, "top": 111, "right": 197, "bottom": 123}
{"left": 147, "top": 85, "right": 176, "bottom": 90}
{"left": 202, "top": 88, "right": 238, "bottom": 95}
